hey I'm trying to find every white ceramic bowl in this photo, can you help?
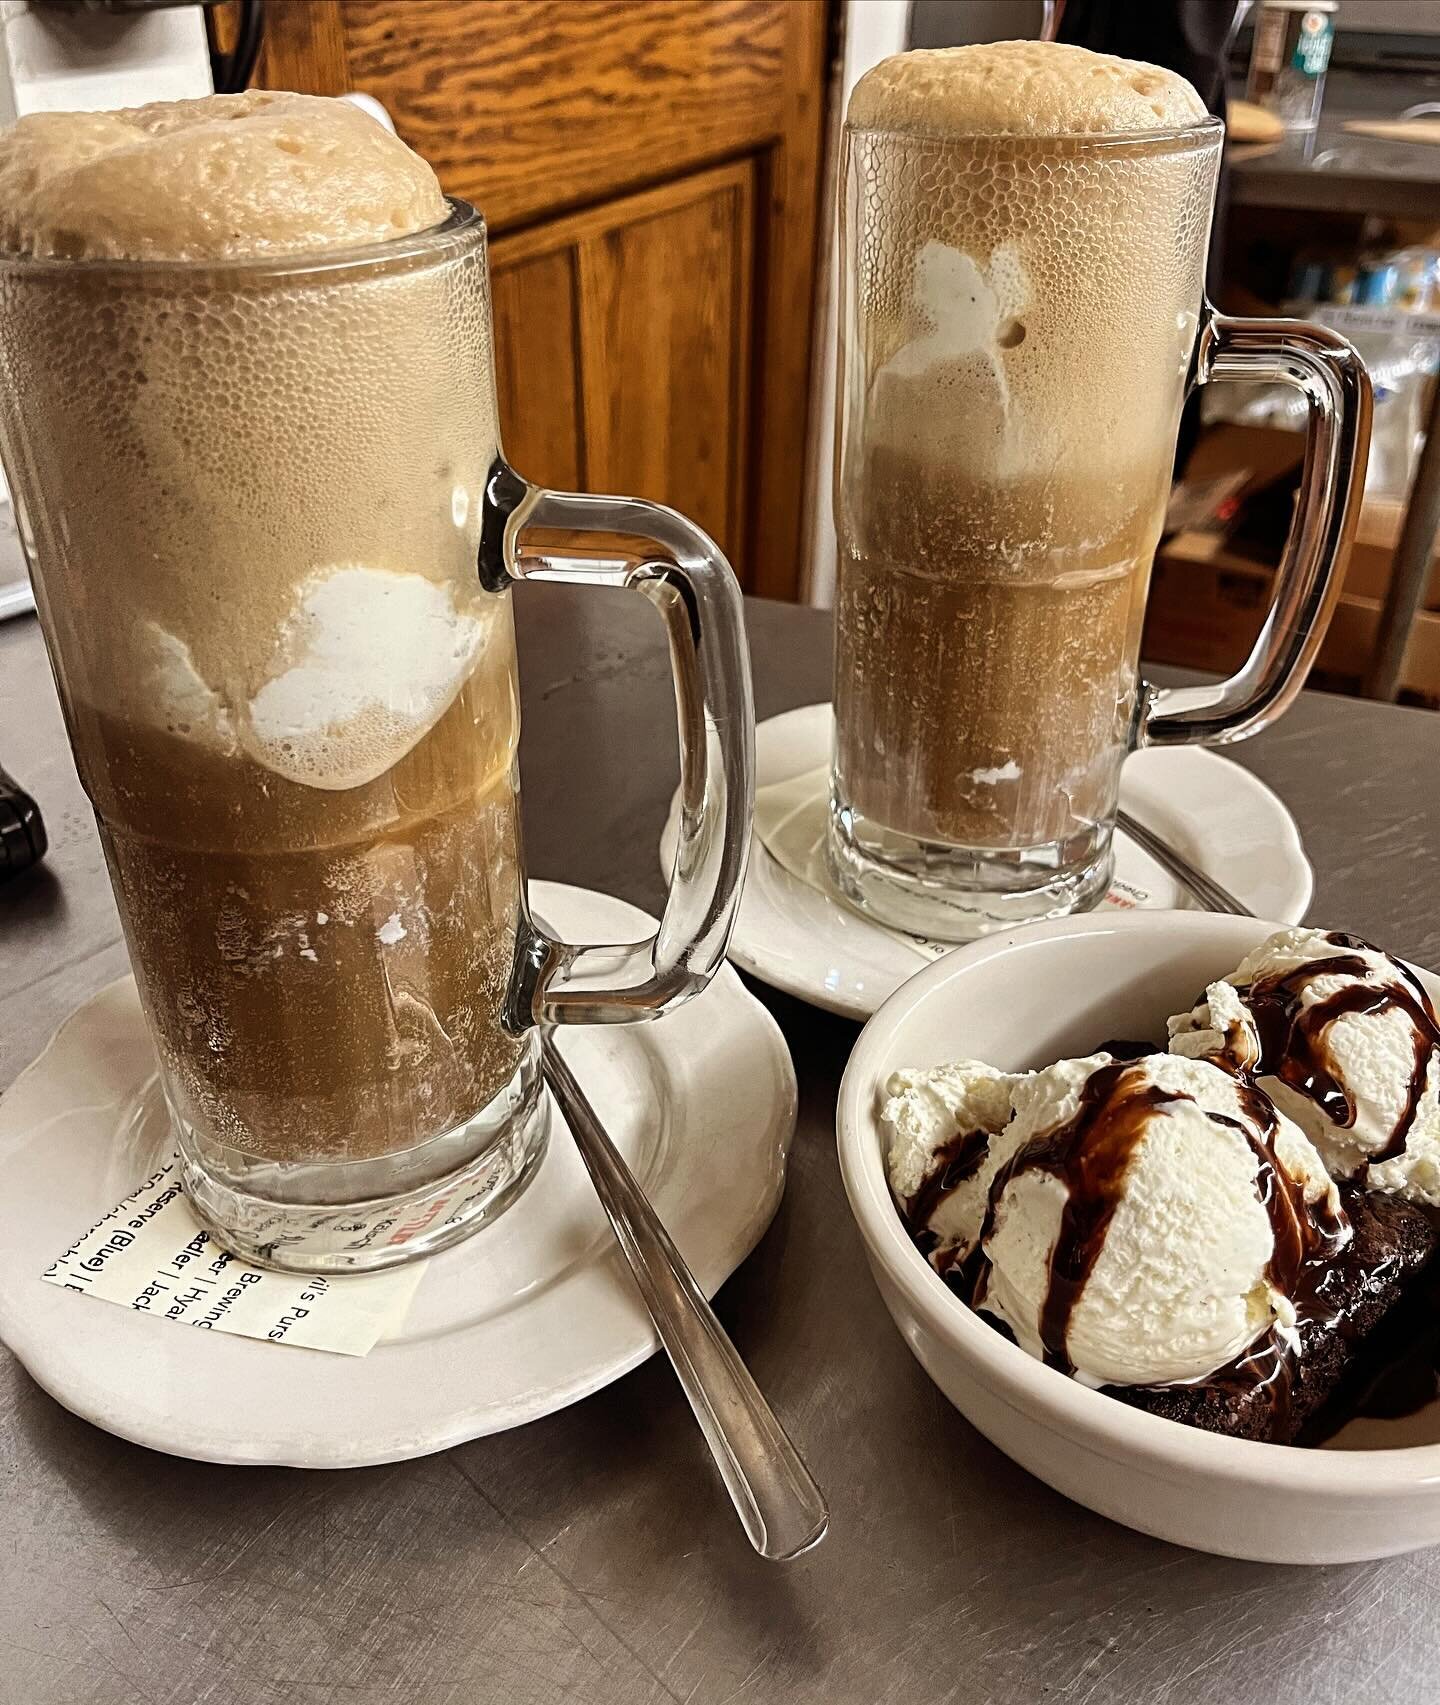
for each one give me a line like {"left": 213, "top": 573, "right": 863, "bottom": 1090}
{"left": 836, "top": 909, "right": 1440, "bottom": 1565}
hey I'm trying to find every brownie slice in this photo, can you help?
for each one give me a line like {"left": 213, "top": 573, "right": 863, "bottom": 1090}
{"left": 1104, "top": 1187, "right": 1439, "bottom": 1445}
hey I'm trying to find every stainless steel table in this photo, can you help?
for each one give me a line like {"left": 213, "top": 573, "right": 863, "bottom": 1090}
{"left": 3, "top": 591, "right": 1440, "bottom": 1705}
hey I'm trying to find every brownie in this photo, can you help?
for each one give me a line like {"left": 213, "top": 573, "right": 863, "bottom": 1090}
{"left": 1104, "top": 1186, "right": 1439, "bottom": 1445}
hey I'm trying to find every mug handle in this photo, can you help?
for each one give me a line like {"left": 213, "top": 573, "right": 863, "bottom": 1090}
{"left": 1141, "top": 305, "right": 1372, "bottom": 747}
{"left": 481, "top": 462, "right": 754, "bottom": 1027}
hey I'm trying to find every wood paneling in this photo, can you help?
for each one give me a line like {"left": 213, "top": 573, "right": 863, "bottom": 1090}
{"left": 492, "top": 164, "right": 752, "bottom": 560}
{"left": 338, "top": 0, "right": 790, "bottom": 234}
{"left": 580, "top": 172, "right": 750, "bottom": 554}
{"left": 218, "top": 0, "right": 831, "bottom": 599}
{"left": 749, "top": 0, "right": 828, "bottom": 599}
{"left": 489, "top": 248, "right": 583, "bottom": 495}
{"left": 254, "top": 0, "right": 347, "bottom": 93}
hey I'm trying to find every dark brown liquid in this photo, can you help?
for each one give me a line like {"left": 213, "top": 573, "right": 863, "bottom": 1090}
{"left": 1237, "top": 932, "right": 1440, "bottom": 1169}
{"left": 0, "top": 226, "right": 515, "bottom": 1172}
{"left": 833, "top": 541, "right": 1154, "bottom": 849}
{"left": 85, "top": 649, "right": 526, "bottom": 1167}
{"left": 834, "top": 125, "right": 1213, "bottom": 852}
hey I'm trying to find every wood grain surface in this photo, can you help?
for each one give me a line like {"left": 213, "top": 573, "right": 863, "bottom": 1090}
{"left": 577, "top": 164, "right": 752, "bottom": 554}
{"left": 254, "top": 0, "right": 348, "bottom": 93}
{"left": 339, "top": 0, "right": 789, "bottom": 232}
{"left": 740, "top": 0, "right": 828, "bottom": 600}
{"left": 491, "top": 162, "right": 752, "bottom": 554}
{"left": 491, "top": 245, "right": 585, "bottom": 495}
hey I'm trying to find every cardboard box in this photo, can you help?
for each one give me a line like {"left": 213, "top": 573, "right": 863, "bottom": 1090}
{"left": 1144, "top": 530, "right": 1440, "bottom": 707}
{"left": 1176, "top": 424, "right": 1440, "bottom": 614}
{"left": 1347, "top": 497, "right": 1440, "bottom": 611}
{"left": 1313, "top": 594, "right": 1440, "bottom": 708}
{"left": 1182, "top": 422, "right": 1305, "bottom": 495}
{"left": 1143, "top": 531, "right": 1271, "bottom": 676}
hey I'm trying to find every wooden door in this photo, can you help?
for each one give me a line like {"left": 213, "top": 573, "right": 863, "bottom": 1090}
{"left": 225, "top": 0, "right": 831, "bottom": 598}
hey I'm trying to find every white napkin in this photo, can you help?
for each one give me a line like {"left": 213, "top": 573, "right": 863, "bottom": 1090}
{"left": 754, "top": 764, "right": 1156, "bottom": 961}
{"left": 42, "top": 1159, "right": 424, "bottom": 1356}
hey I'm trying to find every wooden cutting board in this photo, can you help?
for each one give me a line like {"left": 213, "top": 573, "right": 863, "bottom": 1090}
{"left": 1343, "top": 118, "right": 1440, "bottom": 146}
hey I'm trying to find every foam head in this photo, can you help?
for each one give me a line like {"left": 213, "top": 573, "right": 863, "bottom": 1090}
{"left": 0, "top": 91, "right": 448, "bottom": 261}
{"left": 837, "top": 41, "right": 1218, "bottom": 572}
{"left": 847, "top": 41, "right": 1208, "bottom": 137}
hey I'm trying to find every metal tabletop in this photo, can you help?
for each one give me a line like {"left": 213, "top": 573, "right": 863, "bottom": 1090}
{"left": 3, "top": 592, "right": 1440, "bottom": 1705}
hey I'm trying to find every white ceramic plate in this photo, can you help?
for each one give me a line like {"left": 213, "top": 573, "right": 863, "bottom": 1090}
{"left": 662, "top": 703, "right": 1314, "bottom": 1020}
{"left": 837, "top": 910, "right": 1440, "bottom": 1565}
{"left": 0, "top": 882, "right": 797, "bottom": 1468}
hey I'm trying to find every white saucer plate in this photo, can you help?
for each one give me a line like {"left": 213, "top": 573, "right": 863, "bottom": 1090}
{"left": 0, "top": 882, "right": 797, "bottom": 1468}
{"left": 662, "top": 703, "right": 1314, "bottom": 1021}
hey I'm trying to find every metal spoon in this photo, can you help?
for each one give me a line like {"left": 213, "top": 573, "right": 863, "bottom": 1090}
{"left": 1116, "top": 808, "right": 1253, "bottom": 917}
{"left": 537, "top": 1028, "right": 828, "bottom": 1561}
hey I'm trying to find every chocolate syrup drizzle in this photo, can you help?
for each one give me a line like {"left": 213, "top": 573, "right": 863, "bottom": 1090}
{"left": 1225, "top": 931, "right": 1440, "bottom": 1172}
{"left": 906, "top": 1127, "right": 991, "bottom": 1257}
{"left": 967, "top": 1062, "right": 1341, "bottom": 1376}
{"left": 904, "top": 1061, "right": 1348, "bottom": 1410}
{"left": 978, "top": 1062, "right": 1175, "bottom": 1373}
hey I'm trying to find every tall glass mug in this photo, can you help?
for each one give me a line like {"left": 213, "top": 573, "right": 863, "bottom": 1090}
{"left": 0, "top": 203, "right": 753, "bottom": 1272}
{"left": 828, "top": 113, "right": 1370, "bottom": 939}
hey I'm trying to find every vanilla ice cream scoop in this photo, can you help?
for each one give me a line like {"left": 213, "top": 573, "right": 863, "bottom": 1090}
{"left": 974, "top": 1053, "right": 1345, "bottom": 1389}
{"left": 883, "top": 1047, "right": 1346, "bottom": 1389}
{"left": 1170, "top": 928, "right": 1440, "bottom": 1205}
{"left": 882, "top": 1061, "right": 1024, "bottom": 1270}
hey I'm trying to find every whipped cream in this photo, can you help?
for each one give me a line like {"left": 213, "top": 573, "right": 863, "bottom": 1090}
{"left": 243, "top": 566, "right": 486, "bottom": 790}
{"left": 879, "top": 240, "right": 1030, "bottom": 388}
{"left": 980, "top": 1053, "right": 1341, "bottom": 1389}
{"left": 136, "top": 621, "right": 239, "bottom": 755}
{"left": 1170, "top": 927, "right": 1440, "bottom": 1205}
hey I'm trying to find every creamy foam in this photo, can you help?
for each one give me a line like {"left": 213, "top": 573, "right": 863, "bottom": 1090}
{"left": 0, "top": 91, "right": 447, "bottom": 261}
{"left": 137, "top": 621, "right": 240, "bottom": 755}
{"left": 243, "top": 566, "right": 489, "bottom": 791}
{"left": 137, "top": 566, "right": 494, "bottom": 790}
{"left": 846, "top": 48, "right": 1213, "bottom": 501}
{"left": 848, "top": 42, "right": 1207, "bottom": 137}
{"left": 0, "top": 94, "right": 497, "bottom": 796}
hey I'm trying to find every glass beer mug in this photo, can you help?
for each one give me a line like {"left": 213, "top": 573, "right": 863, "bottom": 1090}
{"left": 828, "top": 110, "right": 1370, "bottom": 939}
{"left": 0, "top": 201, "right": 753, "bottom": 1271}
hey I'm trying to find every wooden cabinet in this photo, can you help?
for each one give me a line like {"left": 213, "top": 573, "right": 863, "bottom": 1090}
{"left": 230, "top": 0, "right": 831, "bottom": 598}
{"left": 490, "top": 162, "right": 753, "bottom": 556}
